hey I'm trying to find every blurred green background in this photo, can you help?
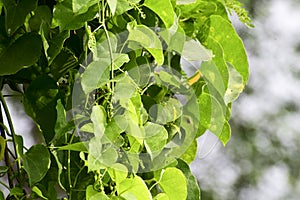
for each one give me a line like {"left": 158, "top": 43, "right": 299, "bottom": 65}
{"left": 191, "top": 0, "right": 300, "bottom": 199}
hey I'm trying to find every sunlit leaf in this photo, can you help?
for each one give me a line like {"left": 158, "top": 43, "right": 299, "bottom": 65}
{"left": 113, "top": 76, "right": 137, "bottom": 101}
{"left": 108, "top": 163, "right": 128, "bottom": 191}
{"left": 149, "top": 98, "right": 182, "bottom": 124}
{"left": 86, "top": 185, "right": 110, "bottom": 199}
{"left": 0, "top": 33, "right": 42, "bottom": 75}
{"left": 154, "top": 193, "right": 169, "bottom": 200}
{"left": 127, "top": 24, "right": 164, "bottom": 65}
{"left": 81, "top": 59, "right": 111, "bottom": 94}
{"left": 201, "top": 60, "right": 226, "bottom": 96}
{"left": 57, "top": 142, "right": 88, "bottom": 152}
{"left": 126, "top": 56, "right": 151, "bottom": 87}
{"left": 176, "top": 0, "right": 196, "bottom": 5}
{"left": 115, "top": 0, "right": 141, "bottom": 15}
{"left": 182, "top": 39, "right": 213, "bottom": 62}
{"left": 158, "top": 167, "right": 187, "bottom": 200}
{"left": 198, "top": 92, "right": 225, "bottom": 137}
{"left": 72, "top": 0, "right": 98, "bottom": 14}
{"left": 224, "top": 63, "right": 244, "bottom": 104}
{"left": 144, "top": 122, "right": 168, "bottom": 157}
{"left": 143, "top": 0, "right": 174, "bottom": 28}
{"left": 107, "top": 0, "right": 117, "bottom": 15}
{"left": 91, "top": 105, "right": 107, "bottom": 138}
{"left": 208, "top": 15, "right": 249, "bottom": 84}
{"left": 205, "top": 36, "right": 229, "bottom": 89}
{"left": 0, "top": 136, "right": 5, "bottom": 161}
{"left": 176, "top": 159, "right": 200, "bottom": 200}
{"left": 180, "top": 139, "right": 197, "bottom": 164}
{"left": 219, "top": 121, "right": 231, "bottom": 146}
{"left": 22, "top": 144, "right": 51, "bottom": 186}
{"left": 88, "top": 137, "right": 118, "bottom": 171}
{"left": 118, "top": 176, "right": 152, "bottom": 200}
{"left": 32, "top": 186, "right": 47, "bottom": 200}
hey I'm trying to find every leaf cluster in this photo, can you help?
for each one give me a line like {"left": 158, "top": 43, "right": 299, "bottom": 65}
{"left": 0, "top": 0, "right": 251, "bottom": 199}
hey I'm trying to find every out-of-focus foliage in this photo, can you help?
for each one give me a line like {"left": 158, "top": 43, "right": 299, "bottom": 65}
{"left": 193, "top": 0, "right": 300, "bottom": 199}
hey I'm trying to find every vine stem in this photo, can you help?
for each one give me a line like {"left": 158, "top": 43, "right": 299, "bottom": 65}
{"left": 99, "top": 1, "right": 114, "bottom": 118}
{"left": 0, "top": 106, "right": 14, "bottom": 188}
{"left": 0, "top": 91, "right": 21, "bottom": 177}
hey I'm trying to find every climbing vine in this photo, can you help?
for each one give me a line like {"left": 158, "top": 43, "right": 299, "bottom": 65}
{"left": 0, "top": 0, "right": 252, "bottom": 199}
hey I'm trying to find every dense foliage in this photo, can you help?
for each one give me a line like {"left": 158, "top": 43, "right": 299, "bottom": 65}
{"left": 0, "top": 0, "right": 251, "bottom": 199}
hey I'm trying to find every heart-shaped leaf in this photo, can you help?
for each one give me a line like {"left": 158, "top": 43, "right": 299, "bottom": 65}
{"left": 0, "top": 33, "right": 42, "bottom": 75}
{"left": 22, "top": 144, "right": 51, "bottom": 186}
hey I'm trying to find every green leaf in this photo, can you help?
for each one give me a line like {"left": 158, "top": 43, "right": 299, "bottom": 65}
{"left": 158, "top": 167, "right": 187, "bottom": 200}
{"left": 23, "top": 75, "right": 59, "bottom": 143}
{"left": 108, "top": 163, "right": 128, "bottom": 191}
{"left": 155, "top": 70, "right": 182, "bottom": 88}
{"left": 176, "top": 0, "right": 196, "bottom": 5}
{"left": 126, "top": 56, "right": 151, "bottom": 87}
{"left": 143, "top": 0, "right": 175, "bottom": 28}
{"left": 0, "top": 136, "right": 5, "bottom": 161}
{"left": 219, "top": 121, "right": 231, "bottom": 146}
{"left": 15, "top": 135, "right": 24, "bottom": 157}
{"left": 10, "top": 187, "right": 23, "bottom": 196}
{"left": 0, "top": 33, "right": 42, "bottom": 75}
{"left": 32, "top": 186, "right": 47, "bottom": 200}
{"left": 118, "top": 176, "right": 152, "bottom": 200}
{"left": 47, "top": 30, "right": 70, "bottom": 64}
{"left": 182, "top": 39, "right": 213, "bottom": 62}
{"left": 50, "top": 48, "right": 78, "bottom": 80}
{"left": 57, "top": 142, "right": 88, "bottom": 152}
{"left": 180, "top": 139, "right": 197, "bottom": 164}
{"left": 175, "top": 159, "right": 200, "bottom": 200}
{"left": 53, "top": 0, "right": 98, "bottom": 31}
{"left": 127, "top": 24, "right": 164, "bottom": 65}
{"left": 107, "top": 0, "right": 117, "bottom": 15}
{"left": 115, "top": 0, "right": 141, "bottom": 15}
{"left": 88, "top": 137, "right": 118, "bottom": 171}
{"left": 89, "top": 193, "right": 109, "bottom": 200}
{"left": 51, "top": 151, "right": 64, "bottom": 190}
{"left": 149, "top": 98, "right": 182, "bottom": 124}
{"left": 86, "top": 185, "right": 110, "bottom": 200}
{"left": 201, "top": 60, "right": 226, "bottom": 96}
{"left": 224, "top": 63, "right": 244, "bottom": 104}
{"left": 54, "top": 99, "right": 67, "bottom": 137}
{"left": 22, "top": 144, "right": 51, "bottom": 186}
{"left": 81, "top": 59, "right": 111, "bottom": 94}
{"left": 208, "top": 15, "right": 249, "bottom": 84}
{"left": 3, "top": 0, "right": 38, "bottom": 35}
{"left": 113, "top": 54, "right": 130, "bottom": 70}
{"left": 225, "top": 0, "right": 254, "bottom": 28}
{"left": 144, "top": 122, "right": 168, "bottom": 157}
{"left": 72, "top": 0, "right": 98, "bottom": 14}
{"left": 0, "top": 191, "right": 4, "bottom": 200}
{"left": 28, "top": 5, "right": 52, "bottom": 32}
{"left": 154, "top": 193, "right": 169, "bottom": 200}
{"left": 198, "top": 92, "right": 223, "bottom": 129}
{"left": 91, "top": 105, "right": 107, "bottom": 138}
{"left": 205, "top": 36, "right": 229, "bottom": 90}
{"left": 113, "top": 76, "right": 137, "bottom": 101}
